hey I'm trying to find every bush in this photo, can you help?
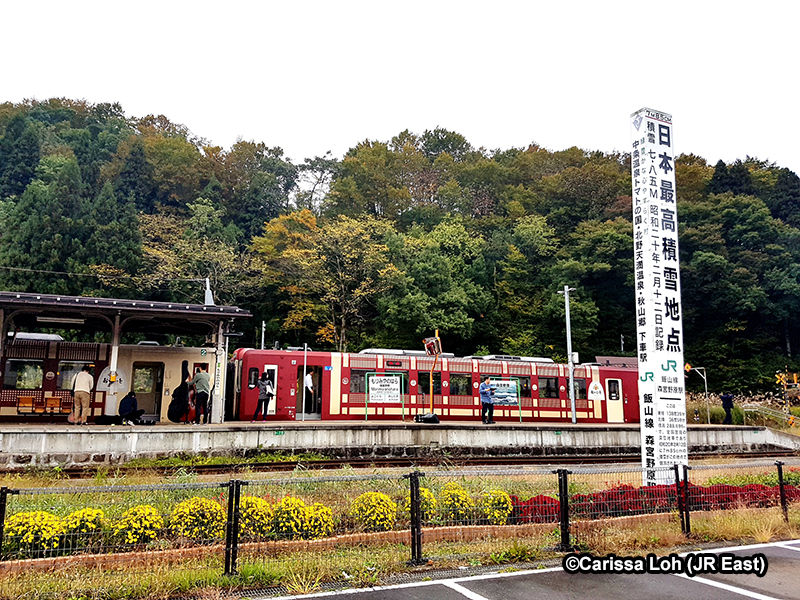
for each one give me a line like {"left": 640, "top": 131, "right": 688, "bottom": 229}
{"left": 402, "top": 487, "right": 437, "bottom": 521}
{"left": 272, "top": 497, "right": 310, "bottom": 539}
{"left": 64, "top": 508, "right": 106, "bottom": 550}
{"left": 480, "top": 490, "right": 513, "bottom": 525}
{"left": 169, "top": 497, "right": 226, "bottom": 540}
{"left": 112, "top": 505, "right": 164, "bottom": 545}
{"left": 349, "top": 492, "right": 397, "bottom": 532}
{"left": 439, "top": 483, "right": 475, "bottom": 524}
{"left": 306, "top": 502, "right": 335, "bottom": 539}
{"left": 239, "top": 496, "right": 274, "bottom": 538}
{"left": 3, "top": 511, "right": 66, "bottom": 558}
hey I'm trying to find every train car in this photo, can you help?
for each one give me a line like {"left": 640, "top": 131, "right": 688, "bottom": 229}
{"left": 1, "top": 334, "right": 217, "bottom": 422}
{"left": 228, "top": 348, "right": 640, "bottom": 424}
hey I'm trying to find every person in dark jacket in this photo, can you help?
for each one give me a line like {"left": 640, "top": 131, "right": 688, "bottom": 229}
{"left": 721, "top": 392, "right": 734, "bottom": 424}
{"left": 119, "top": 391, "right": 145, "bottom": 425}
{"left": 251, "top": 372, "right": 274, "bottom": 422}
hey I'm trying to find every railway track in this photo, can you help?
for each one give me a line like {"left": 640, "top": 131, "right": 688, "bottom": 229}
{"left": 25, "top": 450, "right": 799, "bottom": 479}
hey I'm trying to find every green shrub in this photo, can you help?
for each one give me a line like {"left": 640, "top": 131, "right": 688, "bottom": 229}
{"left": 402, "top": 486, "right": 437, "bottom": 520}
{"left": 349, "top": 492, "right": 397, "bottom": 532}
{"left": 239, "top": 496, "right": 274, "bottom": 538}
{"left": 169, "top": 497, "right": 226, "bottom": 540}
{"left": 112, "top": 505, "right": 164, "bottom": 545}
{"left": 3, "top": 511, "right": 66, "bottom": 557}
{"left": 480, "top": 490, "right": 513, "bottom": 525}
{"left": 439, "top": 483, "right": 475, "bottom": 524}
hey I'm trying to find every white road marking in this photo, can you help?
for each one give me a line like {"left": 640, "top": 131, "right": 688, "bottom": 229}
{"left": 674, "top": 573, "right": 782, "bottom": 600}
{"left": 442, "top": 580, "right": 492, "bottom": 600}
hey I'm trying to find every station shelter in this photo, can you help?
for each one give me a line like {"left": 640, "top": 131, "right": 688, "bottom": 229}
{"left": 0, "top": 291, "right": 251, "bottom": 424}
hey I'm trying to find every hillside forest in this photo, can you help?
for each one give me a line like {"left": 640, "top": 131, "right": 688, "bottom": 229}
{"left": 1, "top": 99, "right": 799, "bottom": 393}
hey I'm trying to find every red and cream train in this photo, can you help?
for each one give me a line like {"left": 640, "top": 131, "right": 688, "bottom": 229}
{"left": 228, "top": 348, "right": 640, "bottom": 424}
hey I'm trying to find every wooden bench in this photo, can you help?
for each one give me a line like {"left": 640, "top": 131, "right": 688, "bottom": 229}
{"left": 16, "top": 396, "right": 73, "bottom": 416}
{"left": 16, "top": 396, "right": 42, "bottom": 414}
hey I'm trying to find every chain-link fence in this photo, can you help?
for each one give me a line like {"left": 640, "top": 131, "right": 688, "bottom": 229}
{"left": 1, "top": 459, "right": 799, "bottom": 597}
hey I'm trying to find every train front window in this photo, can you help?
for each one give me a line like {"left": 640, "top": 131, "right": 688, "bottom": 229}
{"left": 538, "top": 377, "right": 559, "bottom": 399}
{"left": 247, "top": 368, "right": 259, "bottom": 389}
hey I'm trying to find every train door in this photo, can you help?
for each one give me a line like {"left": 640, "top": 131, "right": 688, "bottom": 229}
{"left": 132, "top": 362, "right": 164, "bottom": 419}
{"left": 606, "top": 378, "right": 624, "bottom": 423}
{"left": 262, "top": 364, "right": 278, "bottom": 416}
{"left": 296, "top": 365, "right": 322, "bottom": 419}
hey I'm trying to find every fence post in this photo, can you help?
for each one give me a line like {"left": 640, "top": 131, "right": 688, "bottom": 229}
{"left": 230, "top": 480, "right": 245, "bottom": 574}
{"left": 682, "top": 464, "right": 692, "bottom": 536}
{"left": 405, "top": 471, "right": 425, "bottom": 565}
{"left": 224, "top": 479, "right": 237, "bottom": 576}
{"left": 776, "top": 461, "right": 789, "bottom": 523}
{"left": 555, "top": 469, "right": 572, "bottom": 551}
{"left": 0, "top": 487, "right": 9, "bottom": 558}
{"left": 673, "top": 464, "right": 686, "bottom": 534}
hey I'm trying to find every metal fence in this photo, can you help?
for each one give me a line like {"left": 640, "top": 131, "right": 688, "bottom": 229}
{"left": 1, "top": 459, "right": 799, "bottom": 596}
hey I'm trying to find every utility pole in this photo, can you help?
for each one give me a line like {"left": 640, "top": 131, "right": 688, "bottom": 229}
{"left": 558, "top": 286, "right": 577, "bottom": 424}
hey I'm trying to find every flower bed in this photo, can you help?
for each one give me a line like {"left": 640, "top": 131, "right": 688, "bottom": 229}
{"left": 2, "top": 481, "right": 798, "bottom": 562}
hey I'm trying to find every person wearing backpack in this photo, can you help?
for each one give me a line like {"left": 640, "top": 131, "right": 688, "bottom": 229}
{"left": 251, "top": 372, "right": 274, "bottom": 422}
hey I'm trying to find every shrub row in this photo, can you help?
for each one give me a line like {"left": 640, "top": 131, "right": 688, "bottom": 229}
{"left": 4, "top": 479, "right": 796, "bottom": 558}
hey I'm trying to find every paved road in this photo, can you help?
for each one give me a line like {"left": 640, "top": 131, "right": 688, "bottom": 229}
{"left": 263, "top": 540, "right": 800, "bottom": 600}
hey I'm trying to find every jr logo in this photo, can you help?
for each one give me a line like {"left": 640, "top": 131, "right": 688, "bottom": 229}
{"left": 662, "top": 360, "right": 678, "bottom": 372}
{"left": 640, "top": 372, "right": 654, "bottom": 382}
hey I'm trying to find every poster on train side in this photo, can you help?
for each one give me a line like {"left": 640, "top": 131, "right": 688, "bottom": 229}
{"left": 368, "top": 374, "right": 402, "bottom": 404}
{"left": 630, "top": 107, "right": 689, "bottom": 485}
{"left": 490, "top": 379, "right": 519, "bottom": 406}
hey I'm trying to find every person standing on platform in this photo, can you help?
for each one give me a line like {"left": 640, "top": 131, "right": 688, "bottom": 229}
{"left": 72, "top": 365, "right": 94, "bottom": 425}
{"left": 479, "top": 375, "right": 495, "bottom": 424}
{"left": 304, "top": 369, "right": 314, "bottom": 413}
{"left": 721, "top": 391, "right": 734, "bottom": 424}
{"left": 188, "top": 365, "right": 211, "bottom": 424}
{"left": 251, "top": 372, "right": 274, "bottom": 422}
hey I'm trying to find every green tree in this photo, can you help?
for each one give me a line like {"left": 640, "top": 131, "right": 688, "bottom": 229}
{"left": 0, "top": 115, "right": 40, "bottom": 198}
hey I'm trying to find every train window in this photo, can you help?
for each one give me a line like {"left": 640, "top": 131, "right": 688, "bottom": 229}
{"left": 4, "top": 359, "right": 43, "bottom": 390}
{"left": 538, "top": 377, "right": 559, "bottom": 399}
{"left": 247, "top": 368, "right": 259, "bottom": 389}
{"left": 57, "top": 362, "right": 94, "bottom": 390}
{"left": 418, "top": 372, "right": 441, "bottom": 395}
{"left": 572, "top": 379, "right": 587, "bottom": 400}
{"left": 607, "top": 379, "right": 620, "bottom": 400}
{"left": 449, "top": 373, "right": 472, "bottom": 396}
{"left": 517, "top": 376, "right": 532, "bottom": 398}
{"left": 350, "top": 370, "right": 368, "bottom": 394}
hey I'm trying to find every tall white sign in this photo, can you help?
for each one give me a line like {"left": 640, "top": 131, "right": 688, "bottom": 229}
{"left": 630, "top": 108, "right": 688, "bottom": 485}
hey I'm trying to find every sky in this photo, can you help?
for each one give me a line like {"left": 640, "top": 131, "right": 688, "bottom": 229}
{"left": 3, "top": 1, "right": 799, "bottom": 174}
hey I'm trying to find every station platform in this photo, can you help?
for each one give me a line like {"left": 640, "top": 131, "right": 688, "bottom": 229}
{"left": 1, "top": 420, "right": 799, "bottom": 470}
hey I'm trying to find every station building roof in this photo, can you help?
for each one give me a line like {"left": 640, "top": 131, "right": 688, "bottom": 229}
{"left": 0, "top": 290, "right": 251, "bottom": 337}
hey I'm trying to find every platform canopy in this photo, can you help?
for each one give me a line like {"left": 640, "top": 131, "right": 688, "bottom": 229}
{"left": 0, "top": 290, "right": 251, "bottom": 338}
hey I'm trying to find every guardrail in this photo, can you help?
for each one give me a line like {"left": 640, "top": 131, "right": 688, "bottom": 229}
{"left": 742, "top": 403, "right": 798, "bottom": 426}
